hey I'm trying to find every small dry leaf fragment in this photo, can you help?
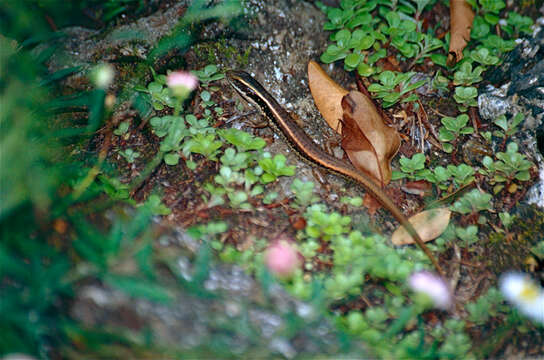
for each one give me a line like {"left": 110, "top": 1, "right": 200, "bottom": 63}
{"left": 290, "top": 215, "right": 307, "bottom": 231}
{"left": 362, "top": 192, "right": 381, "bottom": 216}
{"left": 307, "top": 60, "right": 348, "bottom": 133}
{"left": 401, "top": 180, "right": 433, "bottom": 197}
{"left": 448, "top": 0, "right": 475, "bottom": 66}
{"left": 392, "top": 208, "right": 451, "bottom": 245}
{"left": 341, "top": 91, "right": 401, "bottom": 185}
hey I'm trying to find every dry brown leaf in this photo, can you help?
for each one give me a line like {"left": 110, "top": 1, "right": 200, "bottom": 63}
{"left": 401, "top": 180, "right": 433, "bottom": 197}
{"left": 307, "top": 60, "right": 348, "bottom": 133}
{"left": 448, "top": 0, "right": 475, "bottom": 66}
{"left": 307, "top": 61, "right": 400, "bottom": 185}
{"left": 391, "top": 208, "right": 451, "bottom": 245}
{"left": 341, "top": 91, "right": 401, "bottom": 185}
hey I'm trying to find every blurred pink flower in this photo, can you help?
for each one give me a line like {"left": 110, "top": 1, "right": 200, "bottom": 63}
{"left": 264, "top": 239, "right": 302, "bottom": 277}
{"left": 409, "top": 271, "right": 452, "bottom": 310}
{"left": 167, "top": 71, "right": 198, "bottom": 99}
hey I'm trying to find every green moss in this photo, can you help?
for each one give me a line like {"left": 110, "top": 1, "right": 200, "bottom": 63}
{"left": 193, "top": 39, "right": 251, "bottom": 67}
{"left": 485, "top": 206, "right": 544, "bottom": 274}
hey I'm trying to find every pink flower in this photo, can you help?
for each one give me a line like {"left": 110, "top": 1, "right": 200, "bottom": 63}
{"left": 167, "top": 71, "right": 198, "bottom": 99}
{"left": 264, "top": 239, "right": 302, "bottom": 277}
{"left": 409, "top": 271, "right": 452, "bottom": 310}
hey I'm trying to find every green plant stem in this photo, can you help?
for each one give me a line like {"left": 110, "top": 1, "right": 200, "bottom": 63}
{"left": 427, "top": 181, "right": 474, "bottom": 208}
{"left": 72, "top": 165, "right": 102, "bottom": 199}
{"left": 129, "top": 98, "right": 181, "bottom": 194}
{"left": 129, "top": 151, "right": 165, "bottom": 193}
{"left": 72, "top": 125, "right": 113, "bottom": 199}
{"left": 174, "top": 100, "right": 181, "bottom": 117}
{"left": 383, "top": 306, "right": 417, "bottom": 339}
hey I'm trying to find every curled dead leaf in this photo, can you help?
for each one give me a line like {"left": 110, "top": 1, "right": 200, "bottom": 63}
{"left": 307, "top": 61, "right": 401, "bottom": 186}
{"left": 448, "top": 0, "right": 475, "bottom": 66}
{"left": 341, "top": 91, "right": 401, "bottom": 185}
{"left": 391, "top": 208, "right": 451, "bottom": 246}
{"left": 307, "top": 60, "right": 348, "bottom": 133}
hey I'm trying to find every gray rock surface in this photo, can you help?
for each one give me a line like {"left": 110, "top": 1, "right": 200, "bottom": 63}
{"left": 70, "top": 225, "right": 355, "bottom": 358}
{"left": 477, "top": 18, "right": 544, "bottom": 206}
{"left": 56, "top": 1, "right": 365, "bottom": 357}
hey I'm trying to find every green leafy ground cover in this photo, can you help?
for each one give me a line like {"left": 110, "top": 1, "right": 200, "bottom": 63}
{"left": 1, "top": 0, "right": 543, "bottom": 358}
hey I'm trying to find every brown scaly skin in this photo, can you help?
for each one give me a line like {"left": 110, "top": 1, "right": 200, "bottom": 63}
{"left": 227, "top": 70, "right": 444, "bottom": 276}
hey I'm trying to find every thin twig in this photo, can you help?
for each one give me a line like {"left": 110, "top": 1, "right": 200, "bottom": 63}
{"left": 417, "top": 99, "right": 440, "bottom": 141}
{"left": 416, "top": 105, "right": 425, "bottom": 152}
{"left": 427, "top": 181, "right": 475, "bottom": 208}
{"left": 469, "top": 106, "right": 480, "bottom": 134}
{"left": 429, "top": 106, "right": 449, "bottom": 118}
{"left": 450, "top": 243, "right": 461, "bottom": 291}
